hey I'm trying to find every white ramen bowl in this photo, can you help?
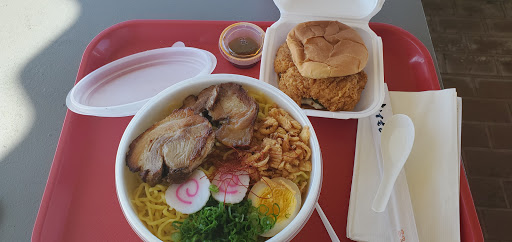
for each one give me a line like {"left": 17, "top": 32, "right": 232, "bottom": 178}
{"left": 115, "top": 74, "right": 322, "bottom": 242}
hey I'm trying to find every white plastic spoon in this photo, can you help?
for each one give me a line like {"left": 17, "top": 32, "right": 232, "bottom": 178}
{"left": 372, "top": 114, "right": 415, "bottom": 212}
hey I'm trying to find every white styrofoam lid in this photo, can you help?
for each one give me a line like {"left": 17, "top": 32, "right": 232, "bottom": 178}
{"left": 274, "top": 0, "right": 385, "bottom": 22}
{"left": 66, "top": 42, "right": 216, "bottom": 117}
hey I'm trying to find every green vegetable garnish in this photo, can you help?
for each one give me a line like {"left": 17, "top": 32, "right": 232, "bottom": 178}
{"left": 209, "top": 184, "right": 219, "bottom": 193}
{"left": 172, "top": 198, "right": 279, "bottom": 242}
{"left": 171, "top": 232, "right": 181, "bottom": 241}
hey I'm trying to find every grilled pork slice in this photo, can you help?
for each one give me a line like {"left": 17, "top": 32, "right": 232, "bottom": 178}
{"left": 181, "top": 85, "right": 219, "bottom": 113}
{"left": 179, "top": 83, "right": 259, "bottom": 147}
{"left": 181, "top": 95, "right": 198, "bottom": 110}
{"left": 209, "top": 83, "right": 258, "bottom": 147}
{"left": 126, "top": 108, "right": 215, "bottom": 185}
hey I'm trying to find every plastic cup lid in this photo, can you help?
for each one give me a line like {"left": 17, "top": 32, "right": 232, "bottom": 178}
{"left": 66, "top": 42, "right": 217, "bottom": 117}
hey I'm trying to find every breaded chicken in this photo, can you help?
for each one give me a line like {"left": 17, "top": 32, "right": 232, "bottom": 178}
{"left": 274, "top": 43, "right": 368, "bottom": 111}
{"left": 274, "top": 43, "right": 296, "bottom": 74}
{"left": 279, "top": 66, "right": 367, "bottom": 111}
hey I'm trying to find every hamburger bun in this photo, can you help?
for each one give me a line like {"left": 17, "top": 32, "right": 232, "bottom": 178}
{"left": 286, "top": 21, "right": 368, "bottom": 79}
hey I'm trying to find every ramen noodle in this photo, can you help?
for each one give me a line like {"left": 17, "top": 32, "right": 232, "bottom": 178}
{"left": 132, "top": 182, "right": 188, "bottom": 241}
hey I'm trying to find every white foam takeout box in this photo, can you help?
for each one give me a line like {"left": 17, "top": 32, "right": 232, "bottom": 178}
{"left": 259, "top": 0, "right": 386, "bottom": 119}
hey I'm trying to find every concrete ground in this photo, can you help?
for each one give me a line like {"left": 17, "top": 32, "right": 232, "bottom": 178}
{"left": 422, "top": 0, "right": 512, "bottom": 240}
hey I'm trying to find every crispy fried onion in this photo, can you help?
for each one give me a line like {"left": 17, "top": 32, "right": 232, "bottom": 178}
{"left": 259, "top": 117, "right": 278, "bottom": 135}
{"left": 244, "top": 108, "right": 312, "bottom": 194}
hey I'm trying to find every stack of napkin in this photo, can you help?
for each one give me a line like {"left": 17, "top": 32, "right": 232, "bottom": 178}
{"left": 347, "top": 85, "right": 461, "bottom": 242}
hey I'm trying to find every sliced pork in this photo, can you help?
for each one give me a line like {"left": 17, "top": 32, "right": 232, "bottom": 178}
{"left": 209, "top": 83, "right": 258, "bottom": 147}
{"left": 181, "top": 95, "right": 198, "bottom": 110}
{"left": 180, "top": 83, "right": 259, "bottom": 147}
{"left": 181, "top": 85, "right": 219, "bottom": 113}
{"left": 126, "top": 108, "right": 215, "bottom": 185}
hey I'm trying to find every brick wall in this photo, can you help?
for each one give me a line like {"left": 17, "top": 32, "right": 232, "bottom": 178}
{"left": 422, "top": 0, "right": 512, "bottom": 241}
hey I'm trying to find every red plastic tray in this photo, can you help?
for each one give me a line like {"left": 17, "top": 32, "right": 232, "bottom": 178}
{"left": 32, "top": 20, "right": 483, "bottom": 242}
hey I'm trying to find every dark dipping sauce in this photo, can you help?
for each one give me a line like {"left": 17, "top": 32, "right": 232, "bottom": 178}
{"left": 228, "top": 37, "right": 260, "bottom": 57}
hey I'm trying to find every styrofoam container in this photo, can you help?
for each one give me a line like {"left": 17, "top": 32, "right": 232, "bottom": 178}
{"left": 259, "top": 0, "right": 386, "bottom": 119}
{"left": 115, "top": 74, "right": 323, "bottom": 242}
{"left": 66, "top": 42, "right": 216, "bottom": 117}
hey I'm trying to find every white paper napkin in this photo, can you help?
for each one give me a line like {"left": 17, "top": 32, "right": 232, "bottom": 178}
{"left": 347, "top": 85, "right": 419, "bottom": 242}
{"left": 390, "top": 89, "right": 460, "bottom": 242}
{"left": 347, "top": 86, "right": 461, "bottom": 242}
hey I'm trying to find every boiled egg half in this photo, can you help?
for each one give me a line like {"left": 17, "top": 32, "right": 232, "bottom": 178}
{"left": 248, "top": 177, "right": 301, "bottom": 237}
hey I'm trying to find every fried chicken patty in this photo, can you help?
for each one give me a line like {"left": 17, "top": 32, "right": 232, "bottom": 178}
{"left": 274, "top": 42, "right": 296, "bottom": 74}
{"left": 274, "top": 43, "right": 368, "bottom": 111}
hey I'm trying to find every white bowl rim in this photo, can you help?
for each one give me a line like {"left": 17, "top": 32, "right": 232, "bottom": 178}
{"left": 115, "top": 73, "right": 323, "bottom": 242}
